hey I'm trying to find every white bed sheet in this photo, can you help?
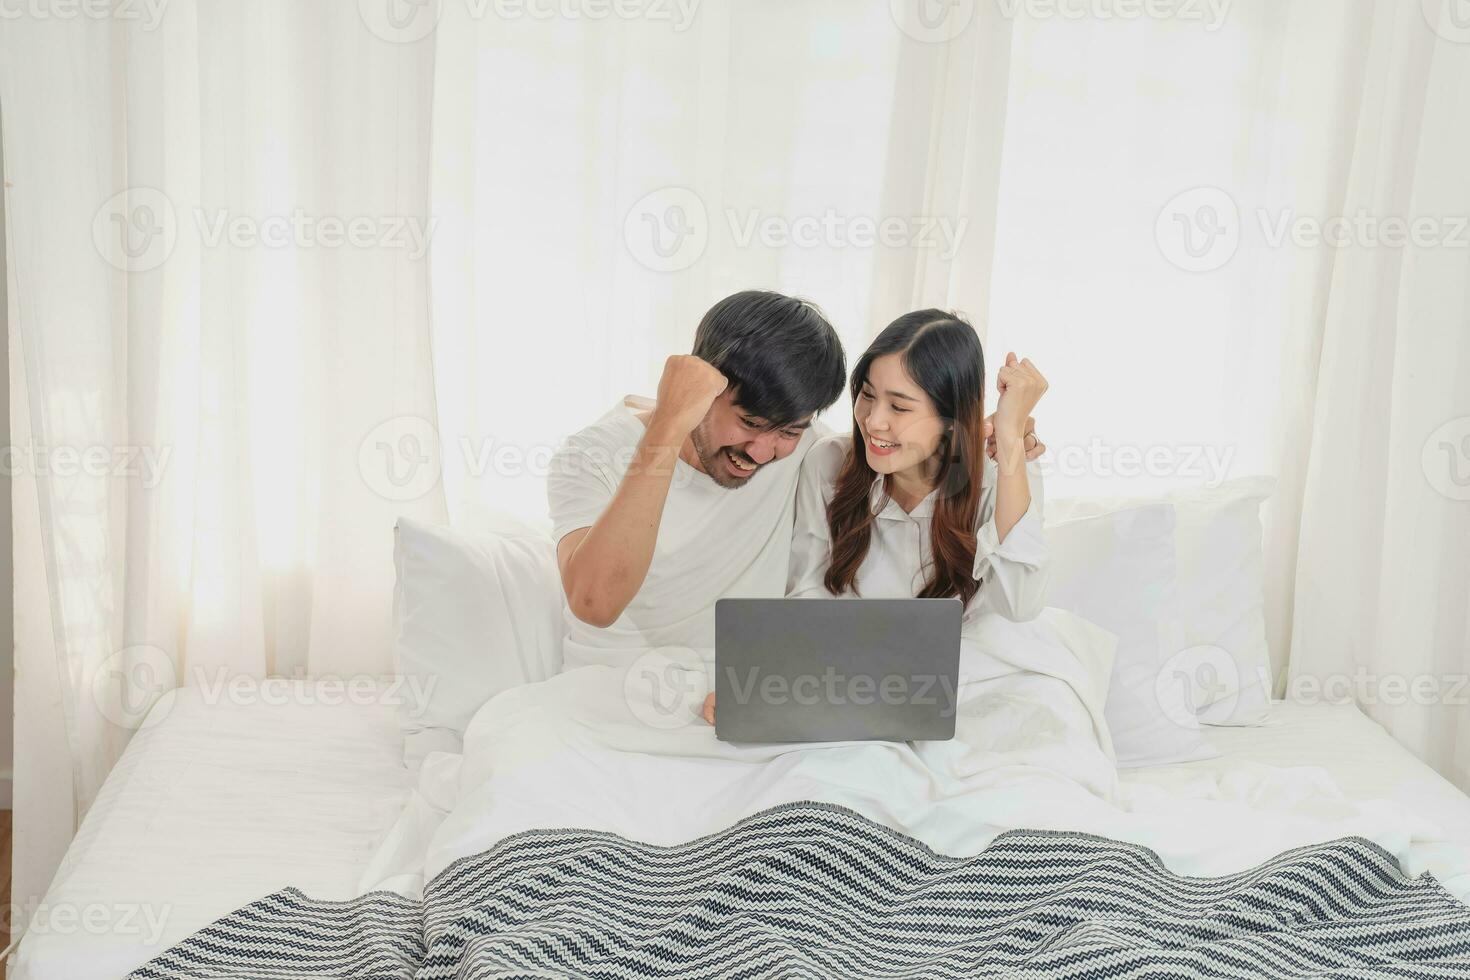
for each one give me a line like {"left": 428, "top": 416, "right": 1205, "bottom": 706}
{"left": 9, "top": 680, "right": 415, "bottom": 980}
{"left": 1127, "top": 698, "right": 1470, "bottom": 899}
{"left": 1195, "top": 700, "right": 1470, "bottom": 841}
{"left": 11, "top": 690, "right": 1468, "bottom": 980}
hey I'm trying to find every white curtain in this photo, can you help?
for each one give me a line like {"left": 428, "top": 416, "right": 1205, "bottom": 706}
{"left": 1286, "top": 0, "right": 1470, "bottom": 792}
{"left": 1, "top": 0, "right": 444, "bottom": 914}
{"left": 425, "top": 0, "right": 1018, "bottom": 524}
{"left": 3, "top": 0, "right": 1468, "bottom": 929}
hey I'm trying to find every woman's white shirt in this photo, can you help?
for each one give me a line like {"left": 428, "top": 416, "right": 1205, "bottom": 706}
{"left": 786, "top": 434, "right": 1049, "bottom": 624}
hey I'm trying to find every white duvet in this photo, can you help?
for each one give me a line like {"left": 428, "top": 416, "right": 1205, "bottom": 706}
{"left": 366, "top": 608, "right": 1469, "bottom": 904}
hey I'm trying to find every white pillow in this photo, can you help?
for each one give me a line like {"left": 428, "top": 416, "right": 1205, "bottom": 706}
{"left": 393, "top": 515, "right": 564, "bottom": 762}
{"left": 1044, "top": 503, "right": 1218, "bottom": 768}
{"left": 1047, "top": 477, "right": 1275, "bottom": 726}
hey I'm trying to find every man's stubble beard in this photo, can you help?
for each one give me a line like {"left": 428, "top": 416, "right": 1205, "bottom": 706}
{"left": 690, "top": 418, "right": 754, "bottom": 490}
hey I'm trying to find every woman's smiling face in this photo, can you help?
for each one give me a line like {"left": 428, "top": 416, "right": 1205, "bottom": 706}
{"left": 854, "top": 353, "right": 947, "bottom": 476}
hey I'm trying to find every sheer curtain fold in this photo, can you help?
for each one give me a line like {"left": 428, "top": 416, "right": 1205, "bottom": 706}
{"left": 1287, "top": 0, "right": 1470, "bottom": 791}
{"left": 1, "top": 0, "right": 443, "bottom": 916}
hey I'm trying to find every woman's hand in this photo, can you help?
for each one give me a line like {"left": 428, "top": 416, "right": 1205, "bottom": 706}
{"left": 992, "top": 353, "right": 1048, "bottom": 446}
{"left": 701, "top": 692, "right": 716, "bottom": 726}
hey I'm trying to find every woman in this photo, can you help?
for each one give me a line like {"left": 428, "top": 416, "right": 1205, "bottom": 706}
{"left": 701, "top": 313, "right": 1116, "bottom": 804}
{"left": 785, "top": 308, "right": 1049, "bottom": 620}
{"left": 700, "top": 307, "right": 1053, "bottom": 723}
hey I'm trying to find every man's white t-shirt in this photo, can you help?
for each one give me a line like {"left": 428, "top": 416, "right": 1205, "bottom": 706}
{"left": 547, "top": 395, "right": 818, "bottom": 669}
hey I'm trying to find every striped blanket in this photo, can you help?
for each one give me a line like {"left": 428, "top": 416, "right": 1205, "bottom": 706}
{"left": 130, "top": 802, "right": 1470, "bottom": 979}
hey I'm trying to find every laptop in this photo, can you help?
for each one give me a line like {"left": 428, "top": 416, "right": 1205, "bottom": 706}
{"left": 714, "top": 597, "right": 963, "bottom": 743}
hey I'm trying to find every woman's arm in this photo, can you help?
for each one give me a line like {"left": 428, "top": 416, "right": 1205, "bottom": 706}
{"left": 974, "top": 354, "right": 1050, "bottom": 620}
{"left": 991, "top": 353, "right": 1048, "bottom": 542}
{"left": 973, "top": 456, "right": 1049, "bottom": 621}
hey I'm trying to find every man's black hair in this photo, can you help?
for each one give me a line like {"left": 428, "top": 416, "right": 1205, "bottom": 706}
{"left": 691, "top": 290, "right": 846, "bottom": 428}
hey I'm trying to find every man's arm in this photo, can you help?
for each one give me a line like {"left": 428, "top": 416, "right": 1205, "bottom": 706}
{"left": 557, "top": 355, "right": 727, "bottom": 628}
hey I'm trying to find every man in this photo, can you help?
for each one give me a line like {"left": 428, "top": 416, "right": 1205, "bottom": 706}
{"left": 547, "top": 290, "right": 1040, "bottom": 670}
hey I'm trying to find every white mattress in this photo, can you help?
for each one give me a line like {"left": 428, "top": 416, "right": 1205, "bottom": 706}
{"left": 10, "top": 694, "right": 1469, "bottom": 979}
{"left": 1184, "top": 700, "right": 1470, "bottom": 848}
{"left": 10, "top": 681, "right": 415, "bottom": 980}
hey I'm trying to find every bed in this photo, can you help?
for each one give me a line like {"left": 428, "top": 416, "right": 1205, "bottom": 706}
{"left": 12, "top": 490, "right": 1470, "bottom": 977}
{"left": 10, "top": 686, "right": 1470, "bottom": 979}
{"left": 9, "top": 681, "right": 414, "bottom": 980}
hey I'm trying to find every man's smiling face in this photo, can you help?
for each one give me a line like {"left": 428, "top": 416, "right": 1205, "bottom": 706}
{"left": 688, "top": 389, "right": 813, "bottom": 488}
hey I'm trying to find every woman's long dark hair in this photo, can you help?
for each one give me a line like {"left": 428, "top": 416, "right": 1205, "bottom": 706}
{"left": 823, "top": 310, "right": 987, "bottom": 606}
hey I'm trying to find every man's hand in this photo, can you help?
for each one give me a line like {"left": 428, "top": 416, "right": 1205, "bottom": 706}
{"left": 984, "top": 415, "right": 1044, "bottom": 461}
{"left": 649, "top": 355, "right": 729, "bottom": 439}
{"left": 702, "top": 692, "right": 716, "bottom": 726}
